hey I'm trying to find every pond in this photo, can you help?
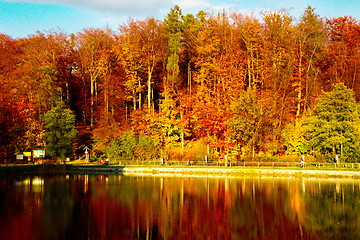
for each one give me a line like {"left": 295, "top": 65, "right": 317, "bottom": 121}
{"left": 0, "top": 174, "right": 359, "bottom": 240}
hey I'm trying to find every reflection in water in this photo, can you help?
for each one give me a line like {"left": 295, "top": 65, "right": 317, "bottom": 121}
{"left": 0, "top": 175, "right": 359, "bottom": 240}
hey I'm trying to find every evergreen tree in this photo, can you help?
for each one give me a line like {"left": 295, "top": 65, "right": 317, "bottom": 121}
{"left": 42, "top": 100, "right": 78, "bottom": 159}
{"left": 303, "top": 83, "right": 360, "bottom": 161}
{"left": 163, "top": 5, "right": 183, "bottom": 92}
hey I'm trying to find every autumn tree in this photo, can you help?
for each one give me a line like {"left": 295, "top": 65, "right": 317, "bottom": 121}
{"left": 76, "top": 28, "right": 115, "bottom": 129}
{"left": 11, "top": 32, "right": 75, "bottom": 153}
{"left": 194, "top": 12, "right": 245, "bottom": 100}
{"left": 232, "top": 13, "right": 263, "bottom": 90}
{"left": 0, "top": 32, "right": 82, "bottom": 160}
{"left": 281, "top": 7, "right": 328, "bottom": 157}
{"left": 191, "top": 12, "right": 246, "bottom": 158}
{"left": 261, "top": 10, "right": 297, "bottom": 147}
{"left": 295, "top": 6, "right": 327, "bottom": 118}
{"left": 115, "top": 23, "right": 143, "bottom": 112}
{"left": 0, "top": 34, "right": 24, "bottom": 159}
{"left": 325, "top": 16, "right": 360, "bottom": 99}
{"left": 229, "top": 90, "right": 274, "bottom": 159}
{"left": 161, "top": 6, "right": 204, "bottom": 157}
{"left": 151, "top": 96, "right": 183, "bottom": 159}
{"left": 117, "top": 18, "right": 167, "bottom": 115}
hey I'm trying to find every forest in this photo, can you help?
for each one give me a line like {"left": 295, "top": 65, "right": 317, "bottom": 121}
{"left": 1, "top": 5, "right": 360, "bottom": 163}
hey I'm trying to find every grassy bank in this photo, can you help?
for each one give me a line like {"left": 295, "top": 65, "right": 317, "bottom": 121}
{"left": 1, "top": 164, "right": 360, "bottom": 179}
{"left": 0, "top": 163, "right": 118, "bottom": 175}
{"left": 119, "top": 166, "right": 360, "bottom": 179}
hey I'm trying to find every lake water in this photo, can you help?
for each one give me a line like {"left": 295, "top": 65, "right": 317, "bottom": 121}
{"left": 0, "top": 174, "right": 359, "bottom": 240}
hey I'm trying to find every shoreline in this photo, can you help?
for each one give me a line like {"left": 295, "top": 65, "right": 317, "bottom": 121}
{"left": 1, "top": 164, "right": 360, "bottom": 179}
{"left": 119, "top": 166, "right": 360, "bottom": 179}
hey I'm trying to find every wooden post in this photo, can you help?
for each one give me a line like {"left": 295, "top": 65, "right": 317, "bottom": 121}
{"left": 335, "top": 155, "right": 339, "bottom": 167}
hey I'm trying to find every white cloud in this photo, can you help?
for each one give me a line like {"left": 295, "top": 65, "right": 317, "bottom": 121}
{"left": 175, "top": 0, "right": 211, "bottom": 10}
{"left": 7, "top": 0, "right": 238, "bottom": 17}
{"left": 8, "top": 0, "right": 168, "bottom": 8}
{"left": 7, "top": 0, "right": 174, "bottom": 17}
{"left": 175, "top": 0, "right": 236, "bottom": 14}
{"left": 6, "top": 0, "right": 244, "bottom": 30}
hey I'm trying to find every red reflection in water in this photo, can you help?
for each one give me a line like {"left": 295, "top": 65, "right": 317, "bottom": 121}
{"left": 0, "top": 176, "right": 359, "bottom": 239}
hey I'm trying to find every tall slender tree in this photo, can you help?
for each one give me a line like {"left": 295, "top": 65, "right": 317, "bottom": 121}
{"left": 117, "top": 18, "right": 166, "bottom": 114}
{"left": 295, "top": 6, "right": 326, "bottom": 119}
{"left": 163, "top": 5, "right": 183, "bottom": 94}
{"left": 232, "top": 13, "right": 263, "bottom": 90}
{"left": 261, "top": 10, "right": 296, "bottom": 144}
{"left": 76, "top": 28, "right": 114, "bottom": 129}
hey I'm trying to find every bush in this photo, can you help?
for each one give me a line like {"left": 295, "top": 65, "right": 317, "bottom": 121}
{"left": 181, "top": 140, "right": 208, "bottom": 163}
{"left": 279, "top": 154, "right": 323, "bottom": 163}
{"left": 106, "top": 130, "right": 161, "bottom": 163}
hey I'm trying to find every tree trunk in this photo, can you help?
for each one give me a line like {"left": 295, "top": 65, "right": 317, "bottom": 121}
{"left": 133, "top": 89, "right": 136, "bottom": 111}
{"left": 296, "top": 50, "right": 303, "bottom": 120}
{"left": 105, "top": 84, "right": 109, "bottom": 114}
{"left": 187, "top": 62, "right": 192, "bottom": 96}
{"left": 65, "top": 81, "right": 70, "bottom": 105}
{"left": 90, "top": 76, "right": 95, "bottom": 129}
{"left": 180, "top": 110, "right": 185, "bottom": 155}
{"left": 138, "top": 80, "right": 142, "bottom": 110}
{"left": 147, "top": 66, "right": 152, "bottom": 113}
{"left": 252, "top": 144, "right": 255, "bottom": 160}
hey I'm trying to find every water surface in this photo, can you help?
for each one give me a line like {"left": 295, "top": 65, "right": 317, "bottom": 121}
{"left": 0, "top": 174, "right": 359, "bottom": 239}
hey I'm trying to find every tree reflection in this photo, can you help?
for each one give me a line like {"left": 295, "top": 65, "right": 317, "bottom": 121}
{"left": 0, "top": 175, "right": 359, "bottom": 239}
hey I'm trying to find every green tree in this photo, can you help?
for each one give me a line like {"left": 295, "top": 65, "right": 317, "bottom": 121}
{"left": 163, "top": 5, "right": 183, "bottom": 92}
{"left": 303, "top": 83, "right": 360, "bottom": 161}
{"left": 107, "top": 130, "right": 137, "bottom": 161}
{"left": 42, "top": 100, "right": 78, "bottom": 159}
{"left": 107, "top": 130, "right": 161, "bottom": 162}
{"left": 229, "top": 90, "right": 273, "bottom": 159}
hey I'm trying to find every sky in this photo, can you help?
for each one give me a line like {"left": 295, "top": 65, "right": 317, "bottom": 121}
{"left": 1, "top": 0, "right": 360, "bottom": 38}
